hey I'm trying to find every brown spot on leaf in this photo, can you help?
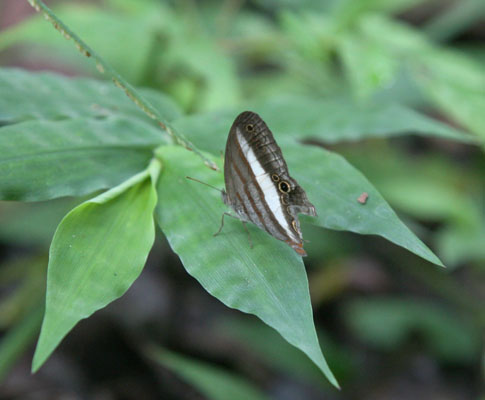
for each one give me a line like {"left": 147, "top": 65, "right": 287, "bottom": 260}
{"left": 357, "top": 192, "right": 369, "bottom": 204}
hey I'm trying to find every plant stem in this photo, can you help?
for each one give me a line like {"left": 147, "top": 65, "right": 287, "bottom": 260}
{"left": 26, "top": 0, "right": 219, "bottom": 171}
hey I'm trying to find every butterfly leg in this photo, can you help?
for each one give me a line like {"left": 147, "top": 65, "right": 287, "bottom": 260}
{"left": 214, "top": 212, "right": 237, "bottom": 237}
{"left": 214, "top": 213, "right": 253, "bottom": 249}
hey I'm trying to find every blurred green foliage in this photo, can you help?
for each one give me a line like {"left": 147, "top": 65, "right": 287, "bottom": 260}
{"left": 0, "top": 0, "right": 483, "bottom": 398}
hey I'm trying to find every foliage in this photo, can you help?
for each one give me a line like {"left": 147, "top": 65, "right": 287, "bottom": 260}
{"left": 147, "top": 346, "right": 270, "bottom": 400}
{"left": 0, "top": 0, "right": 483, "bottom": 397}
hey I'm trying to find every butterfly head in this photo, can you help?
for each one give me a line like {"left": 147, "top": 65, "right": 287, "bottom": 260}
{"left": 287, "top": 185, "right": 317, "bottom": 218}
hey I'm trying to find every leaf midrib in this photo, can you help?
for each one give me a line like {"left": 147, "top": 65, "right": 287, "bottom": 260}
{"left": 171, "top": 176, "right": 306, "bottom": 340}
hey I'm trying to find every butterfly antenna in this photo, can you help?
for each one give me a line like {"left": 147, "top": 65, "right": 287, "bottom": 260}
{"left": 186, "top": 176, "right": 223, "bottom": 193}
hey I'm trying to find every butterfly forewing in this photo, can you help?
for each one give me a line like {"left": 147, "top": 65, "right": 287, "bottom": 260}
{"left": 223, "top": 111, "right": 316, "bottom": 256}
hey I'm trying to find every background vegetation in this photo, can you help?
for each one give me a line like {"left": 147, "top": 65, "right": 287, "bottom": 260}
{"left": 0, "top": 0, "right": 484, "bottom": 399}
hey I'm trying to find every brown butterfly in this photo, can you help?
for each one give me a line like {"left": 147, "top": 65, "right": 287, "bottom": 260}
{"left": 217, "top": 111, "right": 317, "bottom": 256}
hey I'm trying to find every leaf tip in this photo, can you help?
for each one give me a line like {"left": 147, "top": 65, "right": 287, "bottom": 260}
{"left": 329, "top": 374, "right": 341, "bottom": 390}
{"left": 428, "top": 253, "right": 446, "bottom": 268}
{"left": 31, "top": 348, "right": 44, "bottom": 374}
{"left": 322, "top": 364, "right": 341, "bottom": 390}
{"left": 30, "top": 317, "right": 58, "bottom": 374}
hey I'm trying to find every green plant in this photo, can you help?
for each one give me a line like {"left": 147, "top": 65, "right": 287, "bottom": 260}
{"left": 1, "top": 0, "right": 483, "bottom": 392}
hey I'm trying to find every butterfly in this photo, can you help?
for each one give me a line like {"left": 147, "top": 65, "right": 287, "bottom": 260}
{"left": 217, "top": 111, "right": 317, "bottom": 256}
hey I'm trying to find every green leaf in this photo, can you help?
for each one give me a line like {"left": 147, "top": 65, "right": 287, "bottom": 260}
{"left": 339, "top": 148, "right": 482, "bottom": 228}
{"left": 32, "top": 162, "right": 159, "bottom": 372}
{"left": 147, "top": 346, "right": 270, "bottom": 400}
{"left": 172, "top": 96, "right": 474, "bottom": 151}
{"left": 0, "top": 68, "right": 182, "bottom": 124}
{"left": 171, "top": 101, "right": 453, "bottom": 267}
{"left": 0, "top": 116, "right": 163, "bottom": 201}
{"left": 154, "top": 146, "right": 339, "bottom": 388}
{"left": 283, "top": 143, "right": 443, "bottom": 267}
{"left": 258, "top": 97, "right": 474, "bottom": 144}
{"left": 0, "top": 68, "right": 182, "bottom": 201}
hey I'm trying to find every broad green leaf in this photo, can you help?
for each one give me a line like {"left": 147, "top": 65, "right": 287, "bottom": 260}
{"left": 32, "top": 162, "right": 159, "bottom": 371}
{"left": 283, "top": 143, "right": 443, "bottom": 267}
{"left": 147, "top": 346, "right": 270, "bottom": 400}
{"left": 171, "top": 103, "right": 456, "bottom": 266}
{"left": 169, "top": 116, "right": 444, "bottom": 265}
{"left": 255, "top": 97, "right": 473, "bottom": 144}
{"left": 0, "top": 116, "right": 163, "bottom": 201}
{"left": 0, "top": 306, "right": 43, "bottom": 382}
{"left": 154, "top": 146, "right": 339, "bottom": 388}
{"left": 339, "top": 148, "right": 482, "bottom": 228}
{"left": 344, "top": 297, "right": 482, "bottom": 363}
{"left": 174, "top": 115, "right": 443, "bottom": 266}
{"left": 172, "top": 96, "right": 474, "bottom": 152}
{"left": 338, "top": 148, "right": 484, "bottom": 267}
{"left": 0, "top": 68, "right": 181, "bottom": 124}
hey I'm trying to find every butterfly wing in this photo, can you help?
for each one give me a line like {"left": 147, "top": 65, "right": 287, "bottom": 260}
{"left": 223, "top": 111, "right": 316, "bottom": 256}
{"left": 223, "top": 115, "right": 266, "bottom": 232}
